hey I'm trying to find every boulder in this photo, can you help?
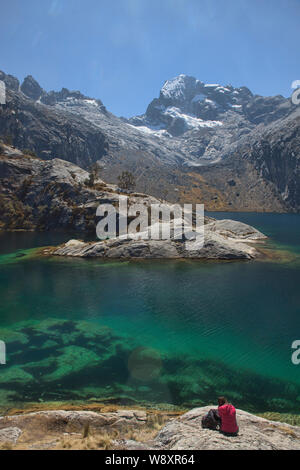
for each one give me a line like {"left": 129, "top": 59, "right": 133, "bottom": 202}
{"left": 122, "top": 406, "right": 300, "bottom": 450}
{"left": 53, "top": 219, "right": 266, "bottom": 260}
{"left": 0, "top": 410, "right": 147, "bottom": 433}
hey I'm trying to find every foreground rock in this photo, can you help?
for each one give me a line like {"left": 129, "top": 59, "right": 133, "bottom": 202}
{"left": 0, "top": 427, "right": 22, "bottom": 445}
{"left": 53, "top": 219, "right": 266, "bottom": 260}
{"left": 0, "top": 407, "right": 299, "bottom": 450}
{"left": 0, "top": 410, "right": 147, "bottom": 433}
{"left": 120, "top": 406, "right": 300, "bottom": 451}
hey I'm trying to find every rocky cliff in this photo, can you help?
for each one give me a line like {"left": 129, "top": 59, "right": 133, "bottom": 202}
{"left": 0, "top": 142, "right": 160, "bottom": 231}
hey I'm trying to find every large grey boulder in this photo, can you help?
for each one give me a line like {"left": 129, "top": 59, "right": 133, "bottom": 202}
{"left": 120, "top": 406, "right": 300, "bottom": 451}
{"left": 53, "top": 218, "right": 266, "bottom": 260}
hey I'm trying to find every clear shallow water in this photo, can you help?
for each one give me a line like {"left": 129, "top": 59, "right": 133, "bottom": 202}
{"left": 0, "top": 213, "right": 299, "bottom": 413}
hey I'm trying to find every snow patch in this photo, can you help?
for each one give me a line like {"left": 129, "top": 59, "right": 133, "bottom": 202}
{"left": 127, "top": 124, "right": 171, "bottom": 138}
{"left": 164, "top": 107, "right": 223, "bottom": 130}
{"left": 83, "top": 99, "right": 99, "bottom": 107}
{"left": 161, "top": 74, "right": 188, "bottom": 99}
{"left": 204, "top": 99, "right": 218, "bottom": 107}
{"left": 204, "top": 84, "right": 220, "bottom": 88}
{"left": 216, "top": 86, "right": 231, "bottom": 93}
{"left": 192, "top": 94, "right": 206, "bottom": 103}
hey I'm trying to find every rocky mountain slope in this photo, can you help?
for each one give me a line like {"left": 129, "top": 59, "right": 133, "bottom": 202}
{"left": 0, "top": 142, "right": 160, "bottom": 231}
{"left": 0, "top": 70, "right": 299, "bottom": 212}
{"left": 0, "top": 407, "right": 299, "bottom": 450}
{"left": 128, "top": 74, "right": 293, "bottom": 144}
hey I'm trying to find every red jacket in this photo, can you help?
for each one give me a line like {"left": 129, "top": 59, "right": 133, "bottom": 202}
{"left": 218, "top": 404, "right": 238, "bottom": 434}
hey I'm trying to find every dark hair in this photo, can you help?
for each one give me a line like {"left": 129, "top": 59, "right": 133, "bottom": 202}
{"left": 218, "top": 396, "right": 228, "bottom": 406}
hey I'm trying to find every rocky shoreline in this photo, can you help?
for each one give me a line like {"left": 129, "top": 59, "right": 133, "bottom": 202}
{"left": 0, "top": 406, "right": 299, "bottom": 450}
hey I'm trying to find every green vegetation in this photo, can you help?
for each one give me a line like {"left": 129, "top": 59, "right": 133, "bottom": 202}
{"left": 258, "top": 412, "right": 300, "bottom": 427}
{"left": 0, "top": 193, "right": 34, "bottom": 230}
{"left": 118, "top": 170, "right": 136, "bottom": 191}
{"left": 1, "top": 135, "right": 13, "bottom": 146}
{"left": 22, "top": 149, "right": 37, "bottom": 158}
{"left": 84, "top": 163, "right": 101, "bottom": 187}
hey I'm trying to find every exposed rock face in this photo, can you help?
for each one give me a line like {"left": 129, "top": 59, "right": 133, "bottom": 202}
{"left": 129, "top": 74, "right": 293, "bottom": 135}
{"left": 20, "top": 75, "right": 44, "bottom": 101}
{"left": 53, "top": 219, "right": 266, "bottom": 260}
{"left": 0, "top": 144, "right": 173, "bottom": 231}
{"left": 0, "top": 427, "right": 22, "bottom": 445}
{"left": 0, "top": 410, "right": 147, "bottom": 433}
{"left": 120, "top": 406, "right": 300, "bottom": 450}
{"left": 0, "top": 71, "right": 108, "bottom": 167}
{"left": 240, "top": 116, "right": 300, "bottom": 211}
{"left": 0, "top": 70, "right": 19, "bottom": 92}
{"left": 0, "top": 69, "right": 299, "bottom": 212}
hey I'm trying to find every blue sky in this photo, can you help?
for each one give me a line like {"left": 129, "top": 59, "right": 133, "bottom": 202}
{"left": 0, "top": 0, "right": 299, "bottom": 116}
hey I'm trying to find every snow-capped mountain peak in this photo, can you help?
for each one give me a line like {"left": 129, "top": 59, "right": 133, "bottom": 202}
{"left": 160, "top": 74, "right": 203, "bottom": 100}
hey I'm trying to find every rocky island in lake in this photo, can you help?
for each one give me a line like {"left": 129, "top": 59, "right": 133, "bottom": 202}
{"left": 0, "top": 143, "right": 267, "bottom": 261}
{"left": 52, "top": 217, "right": 266, "bottom": 261}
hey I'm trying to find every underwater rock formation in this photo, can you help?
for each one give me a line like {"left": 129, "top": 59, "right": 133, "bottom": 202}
{"left": 0, "top": 318, "right": 299, "bottom": 414}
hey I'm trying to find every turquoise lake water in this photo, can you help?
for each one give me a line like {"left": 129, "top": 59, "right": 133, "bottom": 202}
{"left": 0, "top": 212, "right": 299, "bottom": 413}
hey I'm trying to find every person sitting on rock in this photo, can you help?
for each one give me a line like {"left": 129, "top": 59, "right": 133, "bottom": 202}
{"left": 218, "top": 396, "right": 239, "bottom": 436}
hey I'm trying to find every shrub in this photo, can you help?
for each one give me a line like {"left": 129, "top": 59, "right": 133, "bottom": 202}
{"left": 118, "top": 171, "right": 136, "bottom": 191}
{"left": 22, "top": 149, "right": 37, "bottom": 158}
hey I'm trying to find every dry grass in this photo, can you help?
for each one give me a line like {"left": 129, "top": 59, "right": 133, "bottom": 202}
{"left": 5, "top": 401, "right": 184, "bottom": 417}
{"left": 268, "top": 424, "right": 298, "bottom": 438}
{"left": 0, "top": 407, "right": 179, "bottom": 451}
{"left": 58, "top": 429, "right": 118, "bottom": 450}
{"left": 0, "top": 442, "right": 13, "bottom": 450}
{"left": 258, "top": 412, "right": 300, "bottom": 427}
{"left": 55, "top": 412, "right": 171, "bottom": 450}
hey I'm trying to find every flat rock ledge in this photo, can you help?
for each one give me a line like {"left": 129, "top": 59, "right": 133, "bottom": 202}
{"left": 0, "top": 407, "right": 299, "bottom": 450}
{"left": 118, "top": 407, "right": 300, "bottom": 451}
{"left": 0, "top": 409, "right": 147, "bottom": 434}
{"left": 51, "top": 219, "right": 267, "bottom": 260}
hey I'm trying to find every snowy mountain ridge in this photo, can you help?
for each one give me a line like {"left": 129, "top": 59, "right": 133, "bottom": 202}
{"left": 0, "top": 69, "right": 299, "bottom": 212}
